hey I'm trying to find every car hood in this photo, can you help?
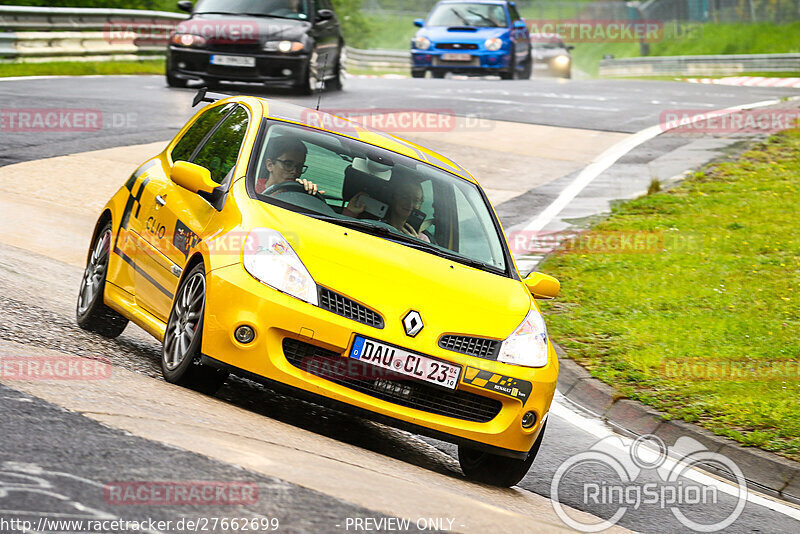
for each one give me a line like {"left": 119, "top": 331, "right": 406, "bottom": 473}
{"left": 418, "top": 25, "right": 509, "bottom": 44}
{"left": 533, "top": 48, "right": 569, "bottom": 60}
{"left": 247, "top": 204, "right": 532, "bottom": 343}
{"left": 179, "top": 14, "right": 310, "bottom": 43}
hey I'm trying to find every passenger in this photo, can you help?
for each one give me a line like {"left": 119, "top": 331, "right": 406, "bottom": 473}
{"left": 256, "top": 136, "right": 322, "bottom": 195}
{"left": 344, "top": 178, "right": 430, "bottom": 242}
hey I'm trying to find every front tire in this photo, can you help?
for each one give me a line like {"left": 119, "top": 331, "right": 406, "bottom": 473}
{"left": 162, "top": 264, "right": 228, "bottom": 395}
{"left": 76, "top": 222, "right": 128, "bottom": 338}
{"left": 166, "top": 69, "right": 188, "bottom": 88}
{"left": 297, "top": 54, "right": 320, "bottom": 95}
{"left": 500, "top": 47, "right": 516, "bottom": 80}
{"left": 328, "top": 46, "right": 345, "bottom": 91}
{"left": 411, "top": 69, "right": 426, "bottom": 78}
{"left": 458, "top": 422, "right": 547, "bottom": 487}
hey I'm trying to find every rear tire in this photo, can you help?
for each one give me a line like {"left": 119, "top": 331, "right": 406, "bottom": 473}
{"left": 458, "top": 421, "right": 547, "bottom": 487}
{"left": 76, "top": 222, "right": 128, "bottom": 338}
{"left": 432, "top": 70, "right": 446, "bottom": 79}
{"left": 161, "top": 264, "right": 229, "bottom": 395}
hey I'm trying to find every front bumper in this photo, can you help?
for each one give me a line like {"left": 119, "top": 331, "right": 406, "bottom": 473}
{"left": 411, "top": 48, "right": 511, "bottom": 73}
{"left": 167, "top": 46, "right": 308, "bottom": 85}
{"left": 202, "top": 262, "right": 558, "bottom": 457}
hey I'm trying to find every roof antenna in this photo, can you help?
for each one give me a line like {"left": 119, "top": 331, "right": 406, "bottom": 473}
{"left": 315, "top": 54, "right": 329, "bottom": 111}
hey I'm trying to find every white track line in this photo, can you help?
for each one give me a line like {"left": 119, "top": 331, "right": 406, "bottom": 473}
{"left": 551, "top": 395, "right": 800, "bottom": 521}
{"left": 520, "top": 97, "right": 797, "bottom": 234}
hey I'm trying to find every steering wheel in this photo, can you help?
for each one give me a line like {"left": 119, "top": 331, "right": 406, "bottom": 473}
{"left": 262, "top": 180, "right": 326, "bottom": 202}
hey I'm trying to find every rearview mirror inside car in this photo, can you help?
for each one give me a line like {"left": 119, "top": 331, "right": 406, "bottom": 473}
{"left": 414, "top": 18, "right": 425, "bottom": 27}
{"left": 523, "top": 272, "right": 560, "bottom": 299}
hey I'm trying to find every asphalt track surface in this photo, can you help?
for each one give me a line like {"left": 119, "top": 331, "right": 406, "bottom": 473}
{"left": 1, "top": 75, "right": 799, "bottom": 533}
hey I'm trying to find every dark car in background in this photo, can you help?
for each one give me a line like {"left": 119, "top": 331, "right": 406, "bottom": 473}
{"left": 530, "top": 33, "right": 573, "bottom": 79}
{"left": 411, "top": 0, "right": 532, "bottom": 79}
{"left": 167, "top": 0, "right": 345, "bottom": 93}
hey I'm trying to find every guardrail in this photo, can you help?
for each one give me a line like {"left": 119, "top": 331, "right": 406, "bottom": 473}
{"left": 0, "top": 5, "right": 413, "bottom": 72}
{"left": 599, "top": 53, "right": 800, "bottom": 77}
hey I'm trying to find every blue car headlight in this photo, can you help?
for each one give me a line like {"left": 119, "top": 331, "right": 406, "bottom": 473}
{"left": 414, "top": 36, "right": 431, "bottom": 50}
{"left": 484, "top": 38, "right": 503, "bottom": 51}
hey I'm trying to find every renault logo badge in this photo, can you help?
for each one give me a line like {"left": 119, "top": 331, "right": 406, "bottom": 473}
{"left": 402, "top": 311, "right": 423, "bottom": 337}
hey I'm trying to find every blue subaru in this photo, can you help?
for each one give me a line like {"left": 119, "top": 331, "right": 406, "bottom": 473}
{"left": 411, "top": 0, "right": 531, "bottom": 79}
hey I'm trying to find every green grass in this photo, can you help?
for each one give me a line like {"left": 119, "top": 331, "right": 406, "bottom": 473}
{"left": 539, "top": 129, "right": 800, "bottom": 461}
{"left": 0, "top": 59, "right": 165, "bottom": 78}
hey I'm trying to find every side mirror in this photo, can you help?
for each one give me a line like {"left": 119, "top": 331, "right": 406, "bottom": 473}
{"left": 567, "top": 45, "right": 575, "bottom": 51}
{"left": 171, "top": 161, "right": 217, "bottom": 194}
{"left": 177, "top": 1, "right": 193, "bottom": 13}
{"left": 513, "top": 20, "right": 527, "bottom": 30}
{"left": 413, "top": 18, "right": 425, "bottom": 28}
{"left": 316, "top": 9, "right": 335, "bottom": 22}
{"left": 523, "top": 272, "right": 560, "bottom": 299}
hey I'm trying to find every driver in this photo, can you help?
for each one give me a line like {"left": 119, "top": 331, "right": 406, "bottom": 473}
{"left": 256, "top": 136, "right": 322, "bottom": 196}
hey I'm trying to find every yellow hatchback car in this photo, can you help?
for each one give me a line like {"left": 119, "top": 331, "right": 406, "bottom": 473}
{"left": 76, "top": 92, "right": 560, "bottom": 487}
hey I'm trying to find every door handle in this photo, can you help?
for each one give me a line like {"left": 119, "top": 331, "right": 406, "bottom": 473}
{"left": 155, "top": 195, "right": 167, "bottom": 207}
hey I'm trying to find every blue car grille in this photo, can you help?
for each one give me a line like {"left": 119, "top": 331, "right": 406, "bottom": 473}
{"left": 436, "top": 43, "right": 479, "bottom": 50}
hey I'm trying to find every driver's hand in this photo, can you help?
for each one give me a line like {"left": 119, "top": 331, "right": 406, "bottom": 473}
{"left": 402, "top": 223, "right": 431, "bottom": 243}
{"left": 343, "top": 192, "right": 369, "bottom": 217}
{"left": 296, "top": 178, "right": 324, "bottom": 196}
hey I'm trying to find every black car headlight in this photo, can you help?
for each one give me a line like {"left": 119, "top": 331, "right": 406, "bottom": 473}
{"left": 264, "top": 40, "right": 305, "bottom": 53}
{"left": 170, "top": 33, "right": 207, "bottom": 47}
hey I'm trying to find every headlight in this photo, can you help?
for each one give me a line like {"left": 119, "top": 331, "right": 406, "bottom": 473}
{"left": 414, "top": 36, "right": 431, "bottom": 50}
{"left": 242, "top": 228, "right": 318, "bottom": 306}
{"left": 497, "top": 309, "right": 549, "bottom": 367}
{"left": 171, "top": 33, "right": 207, "bottom": 47}
{"left": 553, "top": 55, "right": 570, "bottom": 67}
{"left": 263, "top": 40, "right": 305, "bottom": 53}
{"left": 484, "top": 38, "right": 502, "bottom": 51}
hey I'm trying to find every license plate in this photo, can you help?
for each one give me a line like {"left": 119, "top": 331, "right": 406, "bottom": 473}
{"left": 441, "top": 53, "right": 472, "bottom": 61}
{"left": 210, "top": 55, "right": 256, "bottom": 67}
{"left": 350, "top": 336, "right": 461, "bottom": 390}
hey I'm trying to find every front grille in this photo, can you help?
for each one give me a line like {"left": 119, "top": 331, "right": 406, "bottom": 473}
{"left": 318, "top": 287, "right": 384, "bottom": 329}
{"left": 283, "top": 338, "right": 502, "bottom": 423}
{"left": 436, "top": 43, "right": 479, "bottom": 50}
{"left": 439, "top": 335, "right": 500, "bottom": 360}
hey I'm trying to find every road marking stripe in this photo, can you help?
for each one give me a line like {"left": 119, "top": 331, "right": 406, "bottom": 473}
{"left": 520, "top": 97, "right": 798, "bottom": 234}
{"left": 551, "top": 395, "right": 800, "bottom": 521}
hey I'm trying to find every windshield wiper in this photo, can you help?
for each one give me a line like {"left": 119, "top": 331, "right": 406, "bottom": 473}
{"left": 311, "top": 215, "right": 504, "bottom": 273}
{"left": 466, "top": 9, "right": 499, "bottom": 27}
{"left": 449, "top": 8, "right": 471, "bottom": 26}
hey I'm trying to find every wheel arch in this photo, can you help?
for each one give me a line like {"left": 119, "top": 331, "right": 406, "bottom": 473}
{"left": 86, "top": 209, "right": 114, "bottom": 264}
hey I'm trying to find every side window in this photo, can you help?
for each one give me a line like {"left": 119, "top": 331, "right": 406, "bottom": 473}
{"left": 508, "top": 4, "right": 521, "bottom": 21}
{"left": 170, "top": 103, "right": 234, "bottom": 163}
{"left": 191, "top": 106, "right": 250, "bottom": 184}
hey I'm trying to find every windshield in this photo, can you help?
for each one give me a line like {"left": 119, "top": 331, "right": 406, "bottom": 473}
{"left": 427, "top": 2, "right": 508, "bottom": 28}
{"left": 249, "top": 122, "right": 510, "bottom": 274}
{"left": 195, "top": 0, "right": 310, "bottom": 20}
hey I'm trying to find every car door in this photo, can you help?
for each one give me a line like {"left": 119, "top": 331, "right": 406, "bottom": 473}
{"left": 133, "top": 103, "right": 246, "bottom": 322}
{"left": 507, "top": 2, "right": 529, "bottom": 64}
{"left": 311, "top": 0, "right": 340, "bottom": 79}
